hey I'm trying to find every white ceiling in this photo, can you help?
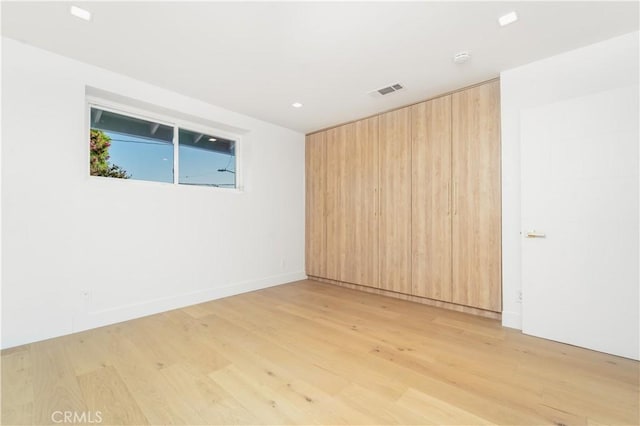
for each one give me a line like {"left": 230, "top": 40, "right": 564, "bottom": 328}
{"left": 2, "top": 1, "right": 638, "bottom": 133}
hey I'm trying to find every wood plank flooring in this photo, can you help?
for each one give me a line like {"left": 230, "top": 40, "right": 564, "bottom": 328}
{"left": 2, "top": 280, "right": 638, "bottom": 425}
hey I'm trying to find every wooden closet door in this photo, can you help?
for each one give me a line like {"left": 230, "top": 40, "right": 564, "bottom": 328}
{"left": 305, "top": 132, "right": 326, "bottom": 277}
{"left": 451, "top": 80, "right": 502, "bottom": 312}
{"left": 326, "top": 118, "right": 379, "bottom": 286}
{"left": 325, "top": 124, "right": 346, "bottom": 282}
{"left": 411, "top": 96, "right": 452, "bottom": 301}
{"left": 379, "top": 107, "right": 412, "bottom": 293}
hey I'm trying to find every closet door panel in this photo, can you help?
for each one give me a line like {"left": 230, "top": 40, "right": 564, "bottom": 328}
{"left": 379, "top": 107, "right": 412, "bottom": 293}
{"left": 451, "top": 80, "right": 502, "bottom": 312}
{"left": 326, "top": 118, "right": 379, "bottom": 286}
{"left": 305, "top": 132, "right": 327, "bottom": 277}
{"left": 326, "top": 125, "right": 347, "bottom": 281}
{"left": 411, "top": 96, "right": 452, "bottom": 301}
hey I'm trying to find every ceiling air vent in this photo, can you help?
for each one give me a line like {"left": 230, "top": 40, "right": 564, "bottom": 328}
{"left": 369, "top": 83, "right": 405, "bottom": 97}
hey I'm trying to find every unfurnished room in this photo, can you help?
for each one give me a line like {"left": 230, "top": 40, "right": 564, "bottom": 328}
{"left": 1, "top": 1, "right": 639, "bottom": 425}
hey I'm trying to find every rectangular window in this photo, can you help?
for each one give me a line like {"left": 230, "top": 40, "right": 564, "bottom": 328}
{"left": 89, "top": 104, "right": 238, "bottom": 189}
{"left": 179, "top": 128, "right": 236, "bottom": 188}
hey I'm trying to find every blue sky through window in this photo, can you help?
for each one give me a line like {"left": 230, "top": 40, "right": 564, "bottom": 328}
{"left": 179, "top": 144, "right": 235, "bottom": 187}
{"left": 103, "top": 131, "right": 236, "bottom": 187}
{"left": 105, "top": 131, "right": 173, "bottom": 183}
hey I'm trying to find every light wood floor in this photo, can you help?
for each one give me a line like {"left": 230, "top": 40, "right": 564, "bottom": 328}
{"left": 2, "top": 280, "right": 638, "bottom": 425}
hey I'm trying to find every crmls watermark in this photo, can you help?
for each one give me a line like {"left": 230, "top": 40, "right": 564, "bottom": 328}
{"left": 50, "top": 411, "right": 103, "bottom": 424}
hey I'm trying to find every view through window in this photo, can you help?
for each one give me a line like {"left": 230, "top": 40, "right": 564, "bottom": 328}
{"left": 178, "top": 128, "right": 236, "bottom": 187}
{"left": 89, "top": 106, "right": 237, "bottom": 188}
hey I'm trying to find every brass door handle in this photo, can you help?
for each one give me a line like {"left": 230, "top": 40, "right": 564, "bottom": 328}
{"left": 525, "top": 231, "right": 546, "bottom": 238}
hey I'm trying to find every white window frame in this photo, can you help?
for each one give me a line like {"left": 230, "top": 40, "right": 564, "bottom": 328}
{"left": 86, "top": 96, "right": 243, "bottom": 191}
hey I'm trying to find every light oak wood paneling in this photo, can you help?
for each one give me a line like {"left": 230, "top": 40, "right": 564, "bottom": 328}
{"left": 326, "top": 118, "right": 379, "bottom": 286}
{"left": 325, "top": 124, "right": 345, "bottom": 282}
{"left": 378, "top": 107, "right": 412, "bottom": 293}
{"left": 411, "top": 96, "right": 452, "bottom": 301}
{"left": 305, "top": 132, "right": 326, "bottom": 277}
{"left": 306, "top": 79, "right": 502, "bottom": 316}
{"left": 311, "top": 275, "right": 500, "bottom": 320}
{"left": 451, "top": 80, "right": 502, "bottom": 312}
{"left": 3, "top": 280, "right": 638, "bottom": 426}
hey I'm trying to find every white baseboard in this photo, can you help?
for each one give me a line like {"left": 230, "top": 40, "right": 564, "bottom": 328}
{"left": 72, "top": 271, "right": 307, "bottom": 334}
{"left": 501, "top": 310, "right": 522, "bottom": 330}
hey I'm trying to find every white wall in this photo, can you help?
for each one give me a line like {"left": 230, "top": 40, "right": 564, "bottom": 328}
{"left": 500, "top": 31, "right": 639, "bottom": 329}
{"left": 1, "top": 37, "right": 306, "bottom": 349}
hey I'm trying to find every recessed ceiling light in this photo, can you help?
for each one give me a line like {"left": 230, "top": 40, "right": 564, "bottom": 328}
{"left": 453, "top": 51, "right": 471, "bottom": 64}
{"left": 209, "top": 137, "right": 217, "bottom": 142}
{"left": 70, "top": 5, "right": 91, "bottom": 21}
{"left": 498, "top": 11, "right": 518, "bottom": 27}
{"left": 292, "top": 102, "right": 303, "bottom": 108}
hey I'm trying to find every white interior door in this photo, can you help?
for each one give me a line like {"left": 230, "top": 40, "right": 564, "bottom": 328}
{"left": 521, "top": 86, "right": 639, "bottom": 360}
